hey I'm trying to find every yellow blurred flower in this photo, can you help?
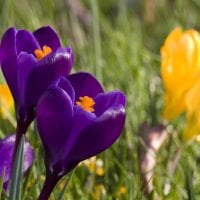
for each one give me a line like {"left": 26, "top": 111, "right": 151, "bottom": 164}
{"left": 119, "top": 186, "right": 127, "bottom": 194}
{"left": 95, "top": 159, "right": 105, "bottom": 176}
{"left": 115, "top": 186, "right": 127, "bottom": 198}
{"left": 182, "top": 117, "right": 199, "bottom": 141}
{"left": 183, "top": 78, "right": 200, "bottom": 140}
{"left": 161, "top": 27, "right": 200, "bottom": 120}
{"left": 83, "top": 156, "right": 96, "bottom": 173}
{"left": 82, "top": 156, "right": 105, "bottom": 176}
{"left": 92, "top": 184, "right": 106, "bottom": 200}
{"left": 0, "top": 83, "right": 14, "bottom": 119}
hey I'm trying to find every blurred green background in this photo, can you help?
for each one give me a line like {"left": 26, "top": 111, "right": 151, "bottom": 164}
{"left": 1, "top": 0, "right": 200, "bottom": 199}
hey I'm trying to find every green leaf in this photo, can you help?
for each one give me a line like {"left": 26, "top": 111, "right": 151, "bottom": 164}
{"left": 57, "top": 168, "right": 76, "bottom": 200}
{"left": 9, "top": 135, "right": 25, "bottom": 200}
{"left": 0, "top": 168, "right": 5, "bottom": 198}
{"left": 185, "top": 168, "right": 195, "bottom": 200}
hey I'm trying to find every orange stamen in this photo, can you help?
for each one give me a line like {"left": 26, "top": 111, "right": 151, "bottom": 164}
{"left": 76, "top": 96, "right": 95, "bottom": 112}
{"left": 34, "top": 45, "right": 52, "bottom": 61}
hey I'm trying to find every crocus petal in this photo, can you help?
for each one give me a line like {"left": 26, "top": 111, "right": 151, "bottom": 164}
{"left": 33, "top": 26, "right": 61, "bottom": 51}
{"left": 16, "top": 30, "right": 40, "bottom": 55}
{"left": 67, "top": 72, "right": 104, "bottom": 101}
{"left": 36, "top": 86, "right": 73, "bottom": 166}
{"left": 62, "top": 106, "right": 95, "bottom": 172}
{"left": 94, "top": 91, "right": 126, "bottom": 116}
{"left": 0, "top": 27, "right": 17, "bottom": 63}
{"left": 161, "top": 27, "right": 200, "bottom": 120}
{"left": 24, "top": 47, "right": 73, "bottom": 111}
{"left": 17, "top": 52, "right": 37, "bottom": 107}
{"left": 15, "top": 53, "right": 37, "bottom": 126}
{"left": 0, "top": 83, "right": 14, "bottom": 119}
{"left": 52, "top": 77, "right": 75, "bottom": 104}
{"left": 0, "top": 134, "right": 34, "bottom": 190}
{"left": 1, "top": 56, "right": 18, "bottom": 102}
{"left": 68, "top": 104, "right": 126, "bottom": 165}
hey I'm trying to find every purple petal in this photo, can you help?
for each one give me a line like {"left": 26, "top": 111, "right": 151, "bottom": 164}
{"left": 51, "top": 77, "right": 75, "bottom": 104}
{"left": 0, "top": 134, "right": 34, "bottom": 190}
{"left": 17, "top": 52, "right": 37, "bottom": 107}
{"left": 24, "top": 47, "right": 73, "bottom": 110}
{"left": 66, "top": 47, "right": 74, "bottom": 67}
{"left": 36, "top": 87, "right": 73, "bottom": 166}
{"left": 67, "top": 72, "right": 104, "bottom": 101}
{"left": 1, "top": 56, "right": 18, "bottom": 102}
{"left": 61, "top": 106, "right": 95, "bottom": 172}
{"left": 0, "top": 27, "right": 17, "bottom": 63}
{"left": 94, "top": 91, "right": 126, "bottom": 116}
{"left": 16, "top": 30, "right": 40, "bottom": 55}
{"left": 33, "top": 26, "right": 61, "bottom": 51}
{"left": 36, "top": 47, "right": 73, "bottom": 75}
{"left": 15, "top": 53, "right": 37, "bottom": 126}
{"left": 67, "top": 104, "right": 126, "bottom": 166}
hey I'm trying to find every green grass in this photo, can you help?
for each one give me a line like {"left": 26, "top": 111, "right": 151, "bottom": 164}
{"left": 1, "top": 0, "right": 200, "bottom": 199}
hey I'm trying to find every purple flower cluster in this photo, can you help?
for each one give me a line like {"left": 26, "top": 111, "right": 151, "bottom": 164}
{"left": 0, "top": 26, "right": 126, "bottom": 199}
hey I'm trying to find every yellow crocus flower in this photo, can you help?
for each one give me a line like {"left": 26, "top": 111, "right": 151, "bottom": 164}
{"left": 183, "top": 78, "right": 200, "bottom": 140}
{"left": 0, "top": 83, "right": 14, "bottom": 119}
{"left": 161, "top": 27, "right": 200, "bottom": 120}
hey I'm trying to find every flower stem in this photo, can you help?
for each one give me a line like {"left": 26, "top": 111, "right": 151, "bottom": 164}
{"left": 38, "top": 174, "right": 59, "bottom": 200}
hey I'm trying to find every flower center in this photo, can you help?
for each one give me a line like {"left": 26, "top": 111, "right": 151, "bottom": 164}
{"left": 76, "top": 96, "right": 95, "bottom": 112}
{"left": 34, "top": 45, "right": 52, "bottom": 61}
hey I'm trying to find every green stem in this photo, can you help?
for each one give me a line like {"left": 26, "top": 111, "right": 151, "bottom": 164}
{"left": 58, "top": 169, "right": 76, "bottom": 200}
{"left": 91, "top": 0, "right": 102, "bottom": 83}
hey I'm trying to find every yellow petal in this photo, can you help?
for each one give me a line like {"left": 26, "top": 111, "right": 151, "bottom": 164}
{"left": 161, "top": 27, "right": 200, "bottom": 120}
{"left": 0, "top": 84, "right": 14, "bottom": 119}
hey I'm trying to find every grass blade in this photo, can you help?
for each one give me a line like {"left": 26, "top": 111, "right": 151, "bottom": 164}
{"left": 57, "top": 168, "right": 76, "bottom": 200}
{"left": 185, "top": 169, "right": 194, "bottom": 200}
{"left": 90, "top": 0, "right": 102, "bottom": 82}
{"left": 9, "top": 135, "right": 25, "bottom": 200}
{"left": 0, "top": 168, "right": 5, "bottom": 198}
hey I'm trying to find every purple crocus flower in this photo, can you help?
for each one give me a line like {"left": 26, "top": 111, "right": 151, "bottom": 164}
{"left": 0, "top": 134, "right": 34, "bottom": 190}
{"left": 36, "top": 72, "right": 126, "bottom": 199}
{"left": 0, "top": 26, "right": 73, "bottom": 135}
